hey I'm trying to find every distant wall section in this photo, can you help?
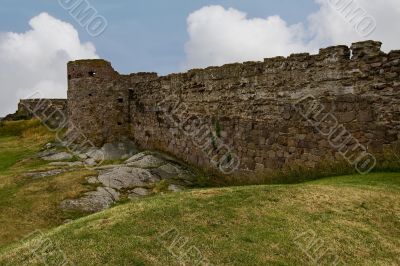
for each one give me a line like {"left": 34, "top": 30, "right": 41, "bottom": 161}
{"left": 3, "top": 99, "right": 67, "bottom": 124}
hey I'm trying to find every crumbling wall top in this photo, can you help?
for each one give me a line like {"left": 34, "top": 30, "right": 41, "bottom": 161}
{"left": 350, "top": 40, "right": 383, "bottom": 59}
{"left": 68, "top": 59, "right": 118, "bottom": 80}
{"left": 126, "top": 72, "right": 159, "bottom": 84}
{"left": 66, "top": 40, "right": 388, "bottom": 85}
{"left": 318, "top": 45, "right": 350, "bottom": 61}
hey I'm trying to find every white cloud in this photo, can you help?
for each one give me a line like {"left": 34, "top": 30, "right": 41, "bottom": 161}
{"left": 0, "top": 12, "right": 98, "bottom": 117}
{"left": 309, "top": 0, "right": 400, "bottom": 51}
{"left": 184, "top": 1, "right": 400, "bottom": 69}
{"left": 184, "top": 6, "right": 310, "bottom": 69}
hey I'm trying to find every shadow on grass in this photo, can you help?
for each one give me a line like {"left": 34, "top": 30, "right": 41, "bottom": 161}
{"left": 196, "top": 149, "right": 400, "bottom": 188}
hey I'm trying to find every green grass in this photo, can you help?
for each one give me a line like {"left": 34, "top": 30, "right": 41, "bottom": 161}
{"left": 310, "top": 172, "right": 400, "bottom": 187}
{"left": 0, "top": 120, "right": 53, "bottom": 174}
{"left": 0, "top": 146, "right": 29, "bottom": 173}
{"left": 0, "top": 120, "right": 399, "bottom": 265}
{"left": 0, "top": 120, "right": 97, "bottom": 247}
{"left": 209, "top": 151, "right": 400, "bottom": 187}
{"left": 0, "top": 173, "right": 398, "bottom": 265}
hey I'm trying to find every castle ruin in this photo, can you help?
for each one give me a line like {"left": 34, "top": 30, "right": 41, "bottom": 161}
{"left": 67, "top": 40, "right": 400, "bottom": 175}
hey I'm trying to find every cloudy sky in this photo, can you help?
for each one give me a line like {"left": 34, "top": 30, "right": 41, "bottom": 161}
{"left": 1, "top": 0, "right": 400, "bottom": 116}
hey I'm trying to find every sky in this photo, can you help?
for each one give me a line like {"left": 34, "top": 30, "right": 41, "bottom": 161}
{"left": 1, "top": 0, "right": 400, "bottom": 116}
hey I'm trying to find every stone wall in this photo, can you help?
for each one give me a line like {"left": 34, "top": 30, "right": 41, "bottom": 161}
{"left": 4, "top": 99, "right": 67, "bottom": 125}
{"left": 67, "top": 41, "right": 400, "bottom": 175}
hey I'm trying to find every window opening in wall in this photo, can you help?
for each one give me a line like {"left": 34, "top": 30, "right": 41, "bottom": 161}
{"left": 118, "top": 98, "right": 123, "bottom": 103}
{"left": 117, "top": 122, "right": 122, "bottom": 126}
{"left": 88, "top": 71, "right": 96, "bottom": 77}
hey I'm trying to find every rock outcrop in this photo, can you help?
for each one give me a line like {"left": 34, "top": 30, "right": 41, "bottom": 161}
{"left": 57, "top": 148, "right": 195, "bottom": 213}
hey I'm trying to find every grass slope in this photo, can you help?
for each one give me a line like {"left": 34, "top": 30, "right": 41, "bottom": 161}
{"left": 0, "top": 120, "right": 97, "bottom": 247}
{"left": 0, "top": 173, "right": 399, "bottom": 265}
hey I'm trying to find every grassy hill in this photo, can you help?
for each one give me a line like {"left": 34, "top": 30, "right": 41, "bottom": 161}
{"left": 0, "top": 120, "right": 96, "bottom": 247}
{"left": 0, "top": 120, "right": 399, "bottom": 265}
{"left": 0, "top": 173, "right": 399, "bottom": 265}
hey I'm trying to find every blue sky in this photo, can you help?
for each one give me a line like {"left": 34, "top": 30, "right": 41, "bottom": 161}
{"left": 1, "top": 0, "right": 399, "bottom": 116}
{"left": 0, "top": 0, "right": 318, "bottom": 74}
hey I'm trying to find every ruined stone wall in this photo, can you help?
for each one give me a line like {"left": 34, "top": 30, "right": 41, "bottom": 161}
{"left": 4, "top": 99, "right": 67, "bottom": 122}
{"left": 68, "top": 41, "right": 400, "bottom": 174}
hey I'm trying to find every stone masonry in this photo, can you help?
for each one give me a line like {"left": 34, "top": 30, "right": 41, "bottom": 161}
{"left": 4, "top": 99, "right": 67, "bottom": 123}
{"left": 67, "top": 41, "right": 400, "bottom": 174}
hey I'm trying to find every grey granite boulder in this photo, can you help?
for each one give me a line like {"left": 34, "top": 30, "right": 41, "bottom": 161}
{"left": 24, "top": 169, "right": 66, "bottom": 179}
{"left": 151, "top": 163, "right": 185, "bottom": 179}
{"left": 101, "top": 139, "right": 138, "bottom": 160}
{"left": 42, "top": 152, "right": 73, "bottom": 161}
{"left": 128, "top": 188, "right": 150, "bottom": 199}
{"left": 48, "top": 161, "right": 83, "bottom": 167}
{"left": 86, "top": 176, "right": 100, "bottom": 184}
{"left": 97, "top": 167, "right": 159, "bottom": 190}
{"left": 84, "top": 158, "right": 98, "bottom": 167}
{"left": 126, "top": 155, "right": 166, "bottom": 169}
{"left": 60, "top": 187, "right": 120, "bottom": 212}
{"left": 59, "top": 149, "right": 196, "bottom": 213}
{"left": 125, "top": 152, "right": 147, "bottom": 163}
{"left": 168, "top": 184, "right": 183, "bottom": 192}
{"left": 85, "top": 149, "right": 105, "bottom": 162}
{"left": 83, "top": 139, "right": 138, "bottom": 164}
